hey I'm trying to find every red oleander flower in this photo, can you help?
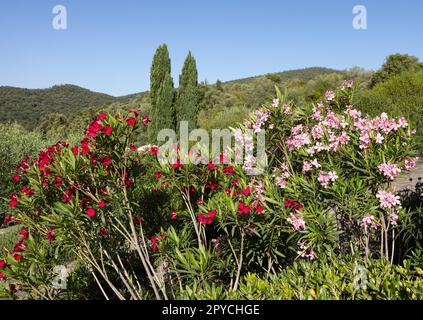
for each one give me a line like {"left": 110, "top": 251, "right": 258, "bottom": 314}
{"left": 125, "top": 177, "right": 134, "bottom": 188}
{"left": 54, "top": 177, "right": 62, "bottom": 187}
{"left": 173, "top": 161, "right": 182, "bottom": 170}
{"left": 81, "top": 139, "right": 89, "bottom": 148}
{"left": 133, "top": 215, "right": 143, "bottom": 226}
{"left": 9, "top": 194, "right": 18, "bottom": 208}
{"left": 284, "top": 198, "right": 303, "bottom": 211}
{"left": 2, "top": 214, "right": 14, "bottom": 226}
{"left": 86, "top": 208, "right": 96, "bottom": 217}
{"left": 151, "top": 236, "right": 158, "bottom": 251}
{"left": 242, "top": 187, "right": 251, "bottom": 195}
{"left": 0, "top": 260, "right": 6, "bottom": 268}
{"left": 222, "top": 166, "right": 234, "bottom": 175}
{"left": 45, "top": 228, "right": 56, "bottom": 241}
{"left": 99, "top": 227, "right": 109, "bottom": 237}
{"left": 12, "top": 173, "right": 21, "bottom": 182}
{"left": 170, "top": 211, "right": 177, "bottom": 220}
{"left": 101, "top": 156, "right": 112, "bottom": 166}
{"left": 127, "top": 117, "right": 136, "bottom": 126}
{"left": 198, "top": 213, "right": 211, "bottom": 225}
{"left": 97, "top": 112, "right": 108, "bottom": 121}
{"left": 80, "top": 139, "right": 90, "bottom": 154}
{"left": 233, "top": 179, "right": 238, "bottom": 186}
{"left": 19, "top": 228, "right": 29, "bottom": 240}
{"left": 72, "top": 146, "right": 79, "bottom": 155}
{"left": 13, "top": 253, "right": 22, "bottom": 262}
{"left": 99, "top": 200, "right": 106, "bottom": 208}
{"left": 205, "top": 178, "right": 218, "bottom": 190}
{"left": 142, "top": 116, "right": 150, "bottom": 126}
{"left": 90, "top": 155, "right": 99, "bottom": 165}
{"left": 198, "top": 209, "right": 217, "bottom": 225}
{"left": 149, "top": 147, "right": 158, "bottom": 156}
{"left": 238, "top": 202, "right": 251, "bottom": 215}
{"left": 103, "top": 125, "right": 112, "bottom": 135}
{"left": 154, "top": 171, "right": 162, "bottom": 179}
{"left": 256, "top": 205, "right": 263, "bottom": 213}
{"left": 208, "top": 209, "right": 217, "bottom": 219}
{"left": 130, "top": 145, "right": 137, "bottom": 151}
{"left": 86, "top": 120, "right": 102, "bottom": 138}
{"left": 207, "top": 161, "right": 218, "bottom": 170}
{"left": 21, "top": 186, "right": 33, "bottom": 196}
{"left": 197, "top": 199, "right": 203, "bottom": 205}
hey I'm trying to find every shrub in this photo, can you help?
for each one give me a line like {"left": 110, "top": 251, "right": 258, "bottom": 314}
{"left": 0, "top": 82, "right": 420, "bottom": 300}
{"left": 354, "top": 71, "right": 423, "bottom": 150}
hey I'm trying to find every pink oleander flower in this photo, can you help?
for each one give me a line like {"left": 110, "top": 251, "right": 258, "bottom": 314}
{"left": 286, "top": 126, "right": 311, "bottom": 151}
{"left": 251, "top": 109, "right": 270, "bottom": 133}
{"left": 362, "top": 214, "right": 379, "bottom": 230}
{"left": 396, "top": 117, "right": 408, "bottom": 129}
{"left": 275, "top": 176, "right": 286, "bottom": 189}
{"left": 318, "top": 171, "right": 338, "bottom": 188}
{"left": 338, "top": 132, "right": 350, "bottom": 145}
{"left": 310, "top": 158, "right": 321, "bottom": 168}
{"left": 376, "top": 190, "right": 401, "bottom": 209}
{"left": 297, "top": 241, "right": 316, "bottom": 260}
{"left": 389, "top": 212, "right": 398, "bottom": 226}
{"left": 362, "top": 214, "right": 373, "bottom": 227}
{"left": 341, "top": 80, "right": 354, "bottom": 90}
{"left": 302, "top": 158, "right": 321, "bottom": 173}
{"left": 303, "top": 162, "right": 313, "bottom": 173}
{"left": 378, "top": 162, "right": 401, "bottom": 180}
{"left": 282, "top": 104, "right": 292, "bottom": 115}
{"left": 328, "top": 171, "right": 338, "bottom": 181}
{"left": 344, "top": 106, "right": 362, "bottom": 120}
{"left": 311, "top": 124, "right": 325, "bottom": 140}
{"left": 323, "top": 111, "right": 340, "bottom": 129}
{"left": 325, "top": 90, "right": 335, "bottom": 101}
{"left": 312, "top": 103, "right": 323, "bottom": 121}
{"left": 404, "top": 158, "right": 417, "bottom": 170}
{"left": 272, "top": 98, "right": 279, "bottom": 108}
{"left": 359, "top": 133, "right": 371, "bottom": 150}
{"left": 375, "top": 133, "right": 384, "bottom": 144}
{"left": 287, "top": 213, "right": 305, "bottom": 231}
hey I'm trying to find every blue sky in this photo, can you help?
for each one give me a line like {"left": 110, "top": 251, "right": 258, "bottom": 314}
{"left": 0, "top": 0, "right": 422, "bottom": 96}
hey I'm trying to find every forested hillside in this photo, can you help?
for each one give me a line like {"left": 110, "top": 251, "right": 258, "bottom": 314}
{"left": 0, "top": 68, "right": 344, "bottom": 130}
{"left": 0, "top": 85, "right": 134, "bottom": 130}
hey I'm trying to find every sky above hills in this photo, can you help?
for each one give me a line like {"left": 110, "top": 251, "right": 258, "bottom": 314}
{"left": 0, "top": 0, "right": 422, "bottom": 96}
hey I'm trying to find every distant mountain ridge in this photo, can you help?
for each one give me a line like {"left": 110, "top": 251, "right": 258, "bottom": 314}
{"left": 0, "top": 67, "right": 340, "bottom": 130}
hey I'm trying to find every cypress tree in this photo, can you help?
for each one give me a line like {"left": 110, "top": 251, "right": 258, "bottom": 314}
{"left": 154, "top": 73, "right": 175, "bottom": 135}
{"left": 176, "top": 52, "right": 199, "bottom": 132}
{"left": 149, "top": 44, "right": 172, "bottom": 140}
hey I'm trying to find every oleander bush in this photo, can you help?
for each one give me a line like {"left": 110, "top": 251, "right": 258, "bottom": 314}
{"left": 0, "top": 81, "right": 421, "bottom": 300}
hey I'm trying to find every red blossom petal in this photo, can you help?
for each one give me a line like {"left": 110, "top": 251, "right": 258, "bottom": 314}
{"left": 86, "top": 208, "right": 96, "bottom": 217}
